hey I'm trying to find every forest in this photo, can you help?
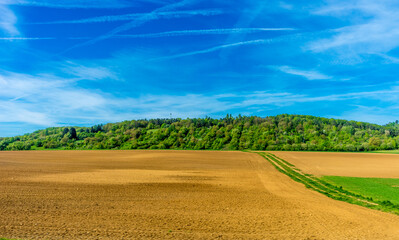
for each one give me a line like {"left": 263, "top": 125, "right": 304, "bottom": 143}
{"left": 1, "top": 114, "right": 399, "bottom": 152}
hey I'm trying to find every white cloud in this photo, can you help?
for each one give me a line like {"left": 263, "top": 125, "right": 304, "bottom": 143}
{"left": 330, "top": 105, "right": 399, "bottom": 125}
{"left": 0, "top": 67, "right": 115, "bottom": 126}
{"left": 224, "top": 89, "right": 399, "bottom": 109}
{"left": 1, "top": 62, "right": 399, "bottom": 128}
{"left": 0, "top": 4, "right": 19, "bottom": 36}
{"left": 0, "top": 72, "right": 65, "bottom": 98}
{"left": 309, "top": 0, "right": 399, "bottom": 56}
{"left": 272, "top": 65, "right": 331, "bottom": 80}
{"left": 60, "top": 61, "right": 119, "bottom": 81}
{"left": 0, "top": 100, "right": 53, "bottom": 125}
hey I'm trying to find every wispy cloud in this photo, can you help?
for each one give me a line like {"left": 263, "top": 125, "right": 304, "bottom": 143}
{"left": 151, "top": 39, "right": 274, "bottom": 61}
{"left": 0, "top": 101, "right": 52, "bottom": 126}
{"left": 271, "top": 65, "right": 332, "bottom": 80}
{"left": 32, "top": 9, "right": 223, "bottom": 24}
{"left": 1, "top": 61, "right": 398, "bottom": 129}
{"left": 227, "top": 88, "right": 399, "bottom": 109}
{"left": 0, "top": 4, "right": 19, "bottom": 36}
{"left": 0, "top": 67, "right": 115, "bottom": 126}
{"left": 89, "top": 88, "right": 399, "bottom": 119}
{"left": 3, "top": 0, "right": 399, "bottom": 136}
{"left": 309, "top": 0, "right": 399, "bottom": 57}
{"left": 330, "top": 105, "right": 399, "bottom": 125}
{"left": 60, "top": 61, "right": 119, "bottom": 81}
{"left": 0, "top": 0, "right": 134, "bottom": 9}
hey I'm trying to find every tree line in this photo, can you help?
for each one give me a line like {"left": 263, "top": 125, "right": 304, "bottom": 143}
{"left": 1, "top": 114, "right": 399, "bottom": 152}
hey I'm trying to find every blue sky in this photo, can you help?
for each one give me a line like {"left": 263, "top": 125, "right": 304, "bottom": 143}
{"left": 1, "top": 0, "right": 399, "bottom": 136}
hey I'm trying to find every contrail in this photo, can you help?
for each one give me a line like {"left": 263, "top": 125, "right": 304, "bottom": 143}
{"left": 0, "top": 37, "right": 55, "bottom": 40}
{"left": 0, "top": 0, "right": 132, "bottom": 9}
{"left": 31, "top": 9, "right": 223, "bottom": 24}
{"left": 150, "top": 32, "right": 304, "bottom": 61}
{"left": 150, "top": 39, "right": 274, "bottom": 61}
{"left": 114, "top": 28, "right": 296, "bottom": 38}
{"left": 59, "top": 0, "right": 206, "bottom": 54}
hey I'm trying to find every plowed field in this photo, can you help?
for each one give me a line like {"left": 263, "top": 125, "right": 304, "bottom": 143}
{"left": 1, "top": 150, "right": 399, "bottom": 239}
{"left": 272, "top": 151, "right": 399, "bottom": 178}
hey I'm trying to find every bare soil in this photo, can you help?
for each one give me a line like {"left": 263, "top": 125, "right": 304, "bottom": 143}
{"left": 1, "top": 150, "right": 399, "bottom": 239}
{"left": 272, "top": 151, "right": 399, "bottom": 178}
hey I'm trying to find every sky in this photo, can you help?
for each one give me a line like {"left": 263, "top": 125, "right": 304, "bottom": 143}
{"left": 1, "top": 0, "right": 399, "bottom": 136}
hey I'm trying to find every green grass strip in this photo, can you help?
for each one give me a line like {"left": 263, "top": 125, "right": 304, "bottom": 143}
{"left": 256, "top": 152, "right": 399, "bottom": 215}
{"left": 322, "top": 176, "right": 399, "bottom": 205}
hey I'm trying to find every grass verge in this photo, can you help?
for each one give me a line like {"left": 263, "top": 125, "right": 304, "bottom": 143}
{"left": 369, "top": 150, "right": 399, "bottom": 154}
{"left": 257, "top": 152, "right": 399, "bottom": 215}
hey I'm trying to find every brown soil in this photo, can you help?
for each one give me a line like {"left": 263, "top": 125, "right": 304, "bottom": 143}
{"left": 1, "top": 150, "right": 399, "bottom": 239}
{"left": 272, "top": 151, "right": 399, "bottom": 178}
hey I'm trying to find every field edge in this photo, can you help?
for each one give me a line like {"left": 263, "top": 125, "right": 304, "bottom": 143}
{"left": 256, "top": 152, "right": 399, "bottom": 215}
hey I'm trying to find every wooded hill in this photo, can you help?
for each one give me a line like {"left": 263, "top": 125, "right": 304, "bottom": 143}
{"left": 1, "top": 114, "right": 399, "bottom": 151}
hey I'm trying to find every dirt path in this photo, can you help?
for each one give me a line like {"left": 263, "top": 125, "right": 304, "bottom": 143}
{"left": 0, "top": 150, "right": 399, "bottom": 239}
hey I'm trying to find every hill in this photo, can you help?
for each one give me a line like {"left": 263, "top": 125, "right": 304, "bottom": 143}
{"left": 1, "top": 114, "right": 399, "bottom": 151}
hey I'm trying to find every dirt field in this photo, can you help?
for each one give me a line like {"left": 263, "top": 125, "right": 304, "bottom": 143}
{"left": 1, "top": 150, "right": 399, "bottom": 239}
{"left": 272, "top": 151, "right": 399, "bottom": 178}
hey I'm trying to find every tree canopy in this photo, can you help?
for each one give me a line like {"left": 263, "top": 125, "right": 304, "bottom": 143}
{"left": 1, "top": 114, "right": 399, "bottom": 152}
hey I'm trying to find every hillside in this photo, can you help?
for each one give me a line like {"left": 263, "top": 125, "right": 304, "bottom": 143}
{"left": 1, "top": 114, "right": 399, "bottom": 151}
